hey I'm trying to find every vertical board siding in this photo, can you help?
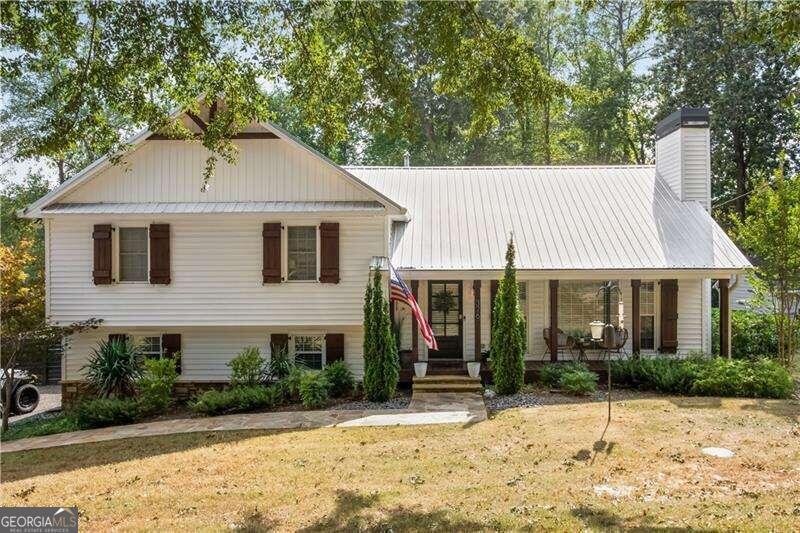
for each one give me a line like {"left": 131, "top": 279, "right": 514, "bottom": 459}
{"left": 62, "top": 140, "right": 372, "bottom": 203}
{"left": 48, "top": 215, "right": 384, "bottom": 325}
{"left": 63, "top": 326, "right": 365, "bottom": 381}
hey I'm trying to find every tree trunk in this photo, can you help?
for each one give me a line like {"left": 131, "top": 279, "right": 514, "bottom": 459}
{"left": 732, "top": 129, "right": 748, "bottom": 221}
{"left": 58, "top": 159, "right": 66, "bottom": 184}
{"left": 542, "top": 101, "right": 552, "bottom": 165}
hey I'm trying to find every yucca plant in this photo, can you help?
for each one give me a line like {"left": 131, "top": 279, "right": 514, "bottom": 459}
{"left": 83, "top": 339, "right": 143, "bottom": 398}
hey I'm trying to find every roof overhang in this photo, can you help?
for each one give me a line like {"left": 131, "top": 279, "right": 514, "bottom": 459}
{"left": 391, "top": 267, "right": 752, "bottom": 280}
{"left": 40, "top": 201, "right": 387, "bottom": 216}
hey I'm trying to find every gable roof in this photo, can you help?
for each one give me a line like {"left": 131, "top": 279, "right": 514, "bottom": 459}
{"left": 348, "top": 165, "right": 751, "bottom": 272}
{"left": 21, "top": 114, "right": 404, "bottom": 218}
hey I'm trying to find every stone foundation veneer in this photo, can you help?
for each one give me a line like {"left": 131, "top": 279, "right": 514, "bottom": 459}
{"left": 60, "top": 380, "right": 230, "bottom": 407}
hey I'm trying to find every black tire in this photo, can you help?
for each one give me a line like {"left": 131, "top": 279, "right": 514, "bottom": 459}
{"left": 13, "top": 384, "right": 39, "bottom": 415}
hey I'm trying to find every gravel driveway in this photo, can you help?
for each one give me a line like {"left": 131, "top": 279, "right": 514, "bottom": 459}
{"left": 9, "top": 384, "right": 61, "bottom": 424}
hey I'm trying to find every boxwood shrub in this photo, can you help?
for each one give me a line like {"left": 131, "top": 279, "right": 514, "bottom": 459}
{"left": 538, "top": 362, "right": 591, "bottom": 388}
{"left": 191, "top": 385, "right": 282, "bottom": 416}
{"left": 559, "top": 369, "right": 598, "bottom": 396}
{"left": 611, "top": 356, "right": 793, "bottom": 399}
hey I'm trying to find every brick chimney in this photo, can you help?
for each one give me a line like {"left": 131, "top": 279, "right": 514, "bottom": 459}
{"left": 655, "top": 108, "right": 711, "bottom": 212}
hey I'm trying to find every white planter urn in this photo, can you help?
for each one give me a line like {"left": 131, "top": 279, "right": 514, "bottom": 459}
{"left": 467, "top": 361, "right": 481, "bottom": 379}
{"left": 414, "top": 362, "right": 428, "bottom": 378}
{"left": 590, "top": 321, "right": 606, "bottom": 341}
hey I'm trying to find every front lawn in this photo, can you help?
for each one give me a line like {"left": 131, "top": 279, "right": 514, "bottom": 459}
{"left": 2, "top": 397, "right": 798, "bottom": 531}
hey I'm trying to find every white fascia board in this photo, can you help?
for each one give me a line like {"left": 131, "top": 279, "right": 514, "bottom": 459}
{"left": 393, "top": 268, "right": 751, "bottom": 280}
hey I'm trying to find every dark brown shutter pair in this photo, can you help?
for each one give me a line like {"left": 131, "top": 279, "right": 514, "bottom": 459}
{"left": 269, "top": 333, "right": 344, "bottom": 364}
{"left": 660, "top": 279, "right": 679, "bottom": 353}
{"left": 92, "top": 224, "right": 170, "bottom": 284}
{"left": 262, "top": 222, "right": 340, "bottom": 284}
{"left": 162, "top": 333, "right": 182, "bottom": 373}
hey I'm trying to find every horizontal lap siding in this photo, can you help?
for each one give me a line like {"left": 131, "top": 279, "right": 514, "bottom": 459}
{"left": 62, "top": 140, "right": 372, "bottom": 203}
{"left": 63, "top": 326, "right": 365, "bottom": 381}
{"left": 678, "top": 278, "right": 704, "bottom": 354}
{"left": 48, "top": 215, "right": 383, "bottom": 325}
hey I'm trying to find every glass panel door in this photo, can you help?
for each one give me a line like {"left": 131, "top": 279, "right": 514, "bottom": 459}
{"left": 428, "top": 281, "right": 463, "bottom": 358}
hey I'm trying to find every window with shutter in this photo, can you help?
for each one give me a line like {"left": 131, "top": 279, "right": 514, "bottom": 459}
{"left": 119, "top": 227, "right": 148, "bottom": 282}
{"left": 92, "top": 224, "right": 113, "bottom": 284}
{"left": 262, "top": 223, "right": 282, "bottom": 283}
{"left": 319, "top": 222, "right": 339, "bottom": 283}
{"left": 149, "top": 224, "right": 171, "bottom": 284}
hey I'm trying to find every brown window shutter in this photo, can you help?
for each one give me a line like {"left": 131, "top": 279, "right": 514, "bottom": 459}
{"left": 659, "top": 279, "right": 679, "bottom": 353}
{"left": 262, "top": 223, "right": 282, "bottom": 283}
{"left": 92, "top": 224, "right": 113, "bottom": 285}
{"left": 490, "top": 280, "right": 499, "bottom": 328}
{"left": 149, "top": 224, "right": 171, "bottom": 284}
{"left": 270, "top": 333, "right": 289, "bottom": 355}
{"left": 326, "top": 333, "right": 344, "bottom": 363}
{"left": 108, "top": 333, "right": 128, "bottom": 344}
{"left": 319, "top": 222, "right": 339, "bottom": 283}
{"left": 161, "top": 333, "right": 182, "bottom": 373}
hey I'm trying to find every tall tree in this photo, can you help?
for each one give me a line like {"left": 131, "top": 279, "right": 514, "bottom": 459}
{"left": 651, "top": 1, "right": 799, "bottom": 222}
{"left": 490, "top": 238, "right": 526, "bottom": 395}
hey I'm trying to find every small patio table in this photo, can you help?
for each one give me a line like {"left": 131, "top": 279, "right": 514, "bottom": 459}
{"left": 572, "top": 336, "right": 601, "bottom": 362}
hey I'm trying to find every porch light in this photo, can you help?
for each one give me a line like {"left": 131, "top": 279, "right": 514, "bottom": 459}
{"left": 590, "top": 321, "right": 605, "bottom": 341}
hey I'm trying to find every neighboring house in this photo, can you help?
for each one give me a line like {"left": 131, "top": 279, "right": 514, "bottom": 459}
{"left": 21, "top": 105, "right": 751, "bottom": 402}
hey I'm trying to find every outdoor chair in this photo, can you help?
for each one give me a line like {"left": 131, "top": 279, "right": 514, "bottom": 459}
{"left": 540, "top": 327, "right": 574, "bottom": 360}
{"left": 600, "top": 325, "right": 628, "bottom": 359}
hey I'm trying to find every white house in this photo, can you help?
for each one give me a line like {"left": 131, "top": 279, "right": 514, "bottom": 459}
{"left": 21, "top": 105, "right": 751, "bottom": 402}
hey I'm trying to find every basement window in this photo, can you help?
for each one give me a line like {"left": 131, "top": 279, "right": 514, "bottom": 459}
{"left": 293, "top": 335, "right": 324, "bottom": 369}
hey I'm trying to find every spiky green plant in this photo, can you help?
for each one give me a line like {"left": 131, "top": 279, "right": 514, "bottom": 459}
{"left": 83, "top": 338, "right": 143, "bottom": 398}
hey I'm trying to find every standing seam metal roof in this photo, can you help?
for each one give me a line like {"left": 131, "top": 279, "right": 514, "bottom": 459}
{"left": 346, "top": 165, "right": 751, "bottom": 271}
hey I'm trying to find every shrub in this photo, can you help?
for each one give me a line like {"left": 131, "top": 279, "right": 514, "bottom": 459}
{"left": 323, "top": 361, "right": 355, "bottom": 397}
{"left": 83, "top": 339, "right": 143, "bottom": 398}
{"left": 71, "top": 397, "right": 140, "bottom": 428}
{"left": 190, "top": 385, "right": 282, "bottom": 416}
{"left": 559, "top": 369, "right": 598, "bottom": 396}
{"left": 279, "top": 365, "right": 307, "bottom": 401}
{"left": 228, "top": 346, "right": 266, "bottom": 387}
{"left": 362, "top": 268, "right": 400, "bottom": 402}
{"left": 267, "top": 346, "right": 294, "bottom": 381}
{"left": 490, "top": 239, "right": 526, "bottom": 395}
{"left": 539, "top": 362, "right": 590, "bottom": 388}
{"left": 611, "top": 356, "right": 793, "bottom": 399}
{"left": 299, "top": 371, "right": 330, "bottom": 409}
{"left": 137, "top": 357, "right": 179, "bottom": 416}
{"left": 712, "top": 308, "right": 779, "bottom": 359}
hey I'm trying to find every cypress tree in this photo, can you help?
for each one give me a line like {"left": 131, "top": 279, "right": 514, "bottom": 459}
{"left": 362, "top": 268, "right": 399, "bottom": 401}
{"left": 490, "top": 237, "right": 526, "bottom": 394}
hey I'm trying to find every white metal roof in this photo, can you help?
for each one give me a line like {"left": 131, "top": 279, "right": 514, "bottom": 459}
{"left": 347, "top": 165, "right": 752, "bottom": 272}
{"left": 41, "top": 201, "right": 385, "bottom": 215}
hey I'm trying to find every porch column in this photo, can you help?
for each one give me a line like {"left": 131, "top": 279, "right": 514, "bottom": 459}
{"left": 549, "top": 280, "right": 558, "bottom": 362}
{"left": 411, "top": 280, "right": 419, "bottom": 362}
{"left": 718, "top": 278, "right": 731, "bottom": 358}
{"left": 631, "top": 279, "right": 641, "bottom": 355}
{"left": 473, "top": 280, "right": 481, "bottom": 361}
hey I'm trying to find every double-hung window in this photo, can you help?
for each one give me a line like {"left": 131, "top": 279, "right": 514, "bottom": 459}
{"left": 558, "top": 280, "right": 620, "bottom": 335}
{"left": 141, "top": 336, "right": 163, "bottom": 359}
{"left": 640, "top": 282, "right": 656, "bottom": 350}
{"left": 119, "top": 227, "right": 148, "bottom": 282}
{"left": 293, "top": 335, "right": 324, "bottom": 369}
{"left": 287, "top": 226, "right": 317, "bottom": 281}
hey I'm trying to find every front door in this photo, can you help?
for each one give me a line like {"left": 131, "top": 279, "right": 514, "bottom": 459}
{"left": 428, "top": 281, "right": 463, "bottom": 358}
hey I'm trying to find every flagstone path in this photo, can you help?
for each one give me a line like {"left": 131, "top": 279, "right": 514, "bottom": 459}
{"left": 1, "top": 392, "right": 486, "bottom": 454}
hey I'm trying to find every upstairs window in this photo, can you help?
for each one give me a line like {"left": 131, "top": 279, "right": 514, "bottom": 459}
{"left": 119, "top": 227, "right": 148, "bottom": 281}
{"left": 287, "top": 226, "right": 317, "bottom": 281}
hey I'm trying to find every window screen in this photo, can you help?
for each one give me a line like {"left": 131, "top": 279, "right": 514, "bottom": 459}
{"left": 287, "top": 227, "right": 317, "bottom": 281}
{"left": 558, "top": 280, "right": 620, "bottom": 336}
{"left": 640, "top": 282, "right": 655, "bottom": 350}
{"left": 294, "top": 335, "right": 323, "bottom": 369}
{"left": 119, "top": 227, "right": 148, "bottom": 281}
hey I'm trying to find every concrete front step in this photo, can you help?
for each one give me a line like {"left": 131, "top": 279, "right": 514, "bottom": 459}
{"left": 413, "top": 382, "right": 483, "bottom": 393}
{"left": 413, "top": 375, "right": 480, "bottom": 384}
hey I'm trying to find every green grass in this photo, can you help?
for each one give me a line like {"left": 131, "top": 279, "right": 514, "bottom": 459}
{"left": 1, "top": 413, "right": 80, "bottom": 442}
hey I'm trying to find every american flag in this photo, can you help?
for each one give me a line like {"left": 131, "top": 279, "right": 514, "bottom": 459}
{"left": 389, "top": 263, "right": 438, "bottom": 350}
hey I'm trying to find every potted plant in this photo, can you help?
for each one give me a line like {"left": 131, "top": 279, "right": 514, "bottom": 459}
{"left": 467, "top": 361, "right": 481, "bottom": 378}
{"left": 414, "top": 361, "right": 428, "bottom": 378}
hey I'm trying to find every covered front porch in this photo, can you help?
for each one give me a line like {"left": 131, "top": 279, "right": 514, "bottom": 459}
{"left": 391, "top": 273, "right": 735, "bottom": 383}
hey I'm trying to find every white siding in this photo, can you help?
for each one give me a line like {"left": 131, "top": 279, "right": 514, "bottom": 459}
{"left": 62, "top": 140, "right": 373, "bottom": 204}
{"left": 62, "top": 326, "right": 364, "bottom": 381}
{"left": 655, "top": 128, "right": 711, "bottom": 212}
{"left": 47, "top": 214, "right": 383, "bottom": 326}
{"left": 677, "top": 278, "right": 704, "bottom": 354}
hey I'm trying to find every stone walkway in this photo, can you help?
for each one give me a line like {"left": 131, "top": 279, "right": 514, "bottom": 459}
{"left": 1, "top": 392, "right": 486, "bottom": 454}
